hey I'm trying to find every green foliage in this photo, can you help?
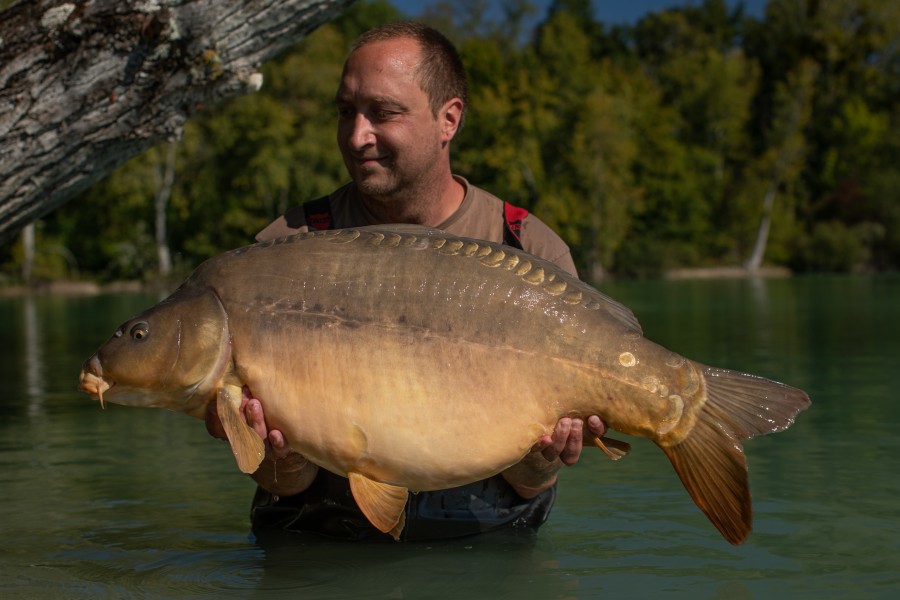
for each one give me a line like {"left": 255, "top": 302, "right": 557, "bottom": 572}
{"left": 790, "top": 221, "right": 869, "bottom": 273}
{"left": 6, "top": 0, "right": 899, "bottom": 284}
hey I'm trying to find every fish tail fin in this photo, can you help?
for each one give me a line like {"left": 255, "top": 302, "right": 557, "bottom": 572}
{"left": 660, "top": 364, "right": 810, "bottom": 545}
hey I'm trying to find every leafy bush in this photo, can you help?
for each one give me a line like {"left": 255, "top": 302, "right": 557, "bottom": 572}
{"left": 790, "top": 221, "right": 868, "bottom": 273}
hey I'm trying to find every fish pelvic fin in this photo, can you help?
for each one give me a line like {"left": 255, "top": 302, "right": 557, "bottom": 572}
{"left": 217, "top": 383, "right": 265, "bottom": 474}
{"left": 588, "top": 433, "right": 631, "bottom": 461}
{"left": 661, "top": 365, "right": 810, "bottom": 545}
{"left": 348, "top": 472, "right": 409, "bottom": 541}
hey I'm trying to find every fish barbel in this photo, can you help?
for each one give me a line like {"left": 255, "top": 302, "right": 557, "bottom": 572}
{"left": 78, "top": 226, "right": 810, "bottom": 543}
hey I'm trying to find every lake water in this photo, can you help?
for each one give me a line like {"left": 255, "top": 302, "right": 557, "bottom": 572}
{"left": 0, "top": 275, "right": 897, "bottom": 599}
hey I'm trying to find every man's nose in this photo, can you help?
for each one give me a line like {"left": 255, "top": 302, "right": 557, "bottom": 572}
{"left": 347, "top": 113, "right": 375, "bottom": 149}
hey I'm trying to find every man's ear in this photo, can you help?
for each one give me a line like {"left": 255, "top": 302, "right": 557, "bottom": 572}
{"left": 439, "top": 97, "right": 464, "bottom": 143}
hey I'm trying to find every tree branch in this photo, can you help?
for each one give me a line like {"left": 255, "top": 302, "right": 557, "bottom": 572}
{"left": 0, "top": 0, "right": 354, "bottom": 244}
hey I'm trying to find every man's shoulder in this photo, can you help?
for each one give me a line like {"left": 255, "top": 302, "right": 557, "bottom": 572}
{"left": 255, "top": 205, "right": 309, "bottom": 242}
{"left": 464, "top": 183, "right": 576, "bottom": 277}
{"left": 519, "top": 216, "right": 577, "bottom": 277}
{"left": 255, "top": 184, "right": 357, "bottom": 242}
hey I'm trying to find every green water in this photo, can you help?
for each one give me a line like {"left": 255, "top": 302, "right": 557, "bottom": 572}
{"left": 0, "top": 276, "right": 897, "bottom": 599}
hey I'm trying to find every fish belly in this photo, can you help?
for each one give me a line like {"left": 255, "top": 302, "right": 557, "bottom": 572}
{"left": 236, "top": 327, "right": 578, "bottom": 490}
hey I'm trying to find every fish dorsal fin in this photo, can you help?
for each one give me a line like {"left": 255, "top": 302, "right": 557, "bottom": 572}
{"left": 217, "top": 384, "right": 265, "bottom": 474}
{"left": 593, "top": 291, "right": 643, "bottom": 335}
{"left": 359, "top": 225, "right": 643, "bottom": 334}
{"left": 348, "top": 472, "right": 408, "bottom": 540}
{"left": 357, "top": 223, "right": 442, "bottom": 235}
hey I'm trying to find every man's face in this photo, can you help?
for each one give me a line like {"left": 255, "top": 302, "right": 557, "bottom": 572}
{"left": 335, "top": 38, "right": 456, "bottom": 201}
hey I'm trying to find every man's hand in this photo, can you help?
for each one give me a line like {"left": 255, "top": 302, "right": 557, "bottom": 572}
{"left": 532, "top": 415, "right": 606, "bottom": 465}
{"left": 502, "top": 415, "right": 607, "bottom": 499}
{"left": 242, "top": 390, "right": 295, "bottom": 461}
{"left": 205, "top": 386, "right": 294, "bottom": 460}
{"left": 204, "top": 387, "right": 317, "bottom": 496}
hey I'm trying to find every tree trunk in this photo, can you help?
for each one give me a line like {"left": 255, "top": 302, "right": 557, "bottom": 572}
{"left": 154, "top": 142, "right": 177, "bottom": 277}
{"left": 0, "top": 0, "right": 354, "bottom": 245}
{"left": 743, "top": 60, "right": 818, "bottom": 273}
{"left": 744, "top": 183, "right": 776, "bottom": 272}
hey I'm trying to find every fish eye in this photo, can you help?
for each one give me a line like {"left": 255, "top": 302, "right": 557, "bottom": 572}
{"left": 130, "top": 322, "right": 150, "bottom": 341}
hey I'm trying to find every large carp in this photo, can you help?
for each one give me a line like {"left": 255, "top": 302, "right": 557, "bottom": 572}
{"left": 78, "top": 226, "right": 809, "bottom": 544}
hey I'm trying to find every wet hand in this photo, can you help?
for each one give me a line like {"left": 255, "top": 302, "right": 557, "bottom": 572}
{"left": 203, "top": 386, "right": 294, "bottom": 461}
{"left": 205, "top": 387, "right": 314, "bottom": 496}
{"left": 240, "top": 387, "right": 294, "bottom": 461}
{"left": 532, "top": 415, "right": 607, "bottom": 466}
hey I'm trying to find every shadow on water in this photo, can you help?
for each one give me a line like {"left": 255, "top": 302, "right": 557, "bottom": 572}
{"left": 1, "top": 275, "right": 898, "bottom": 598}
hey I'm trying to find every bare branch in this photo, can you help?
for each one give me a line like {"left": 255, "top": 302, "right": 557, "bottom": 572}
{"left": 0, "top": 0, "right": 354, "bottom": 244}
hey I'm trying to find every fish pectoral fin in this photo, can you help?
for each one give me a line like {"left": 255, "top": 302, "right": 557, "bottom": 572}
{"left": 589, "top": 433, "right": 631, "bottom": 461}
{"left": 216, "top": 384, "right": 265, "bottom": 474}
{"left": 348, "top": 472, "right": 408, "bottom": 540}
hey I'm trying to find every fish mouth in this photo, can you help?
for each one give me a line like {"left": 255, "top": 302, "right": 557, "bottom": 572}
{"left": 78, "top": 356, "right": 113, "bottom": 409}
{"left": 78, "top": 371, "right": 113, "bottom": 409}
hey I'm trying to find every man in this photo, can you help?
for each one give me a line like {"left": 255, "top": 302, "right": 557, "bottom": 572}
{"left": 206, "top": 21, "right": 607, "bottom": 540}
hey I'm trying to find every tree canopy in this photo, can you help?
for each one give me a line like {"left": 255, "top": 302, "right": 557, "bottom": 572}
{"left": 3, "top": 0, "right": 898, "bottom": 284}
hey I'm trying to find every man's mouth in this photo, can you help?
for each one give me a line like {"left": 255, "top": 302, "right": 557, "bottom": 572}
{"left": 354, "top": 154, "right": 387, "bottom": 167}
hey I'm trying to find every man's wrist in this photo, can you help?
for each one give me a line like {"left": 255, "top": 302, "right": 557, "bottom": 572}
{"left": 501, "top": 453, "right": 563, "bottom": 498}
{"left": 251, "top": 453, "right": 318, "bottom": 497}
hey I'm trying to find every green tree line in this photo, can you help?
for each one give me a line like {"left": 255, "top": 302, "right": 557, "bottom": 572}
{"left": 3, "top": 0, "right": 898, "bottom": 284}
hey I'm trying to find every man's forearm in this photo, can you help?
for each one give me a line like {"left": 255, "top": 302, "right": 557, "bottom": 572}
{"left": 501, "top": 453, "right": 563, "bottom": 499}
{"left": 251, "top": 453, "right": 319, "bottom": 497}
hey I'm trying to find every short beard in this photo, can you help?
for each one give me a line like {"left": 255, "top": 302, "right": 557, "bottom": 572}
{"left": 355, "top": 175, "right": 436, "bottom": 223}
{"left": 354, "top": 175, "right": 399, "bottom": 201}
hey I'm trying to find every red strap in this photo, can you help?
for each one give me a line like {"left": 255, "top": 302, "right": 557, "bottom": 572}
{"left": 503, "top": 201, "right": 528, "bottom": 248}
{"left": 302, "top": 196, "right": 333, "bottom": 231}
{"left": 306, "top": 211, "right": 332, "bottom": 231}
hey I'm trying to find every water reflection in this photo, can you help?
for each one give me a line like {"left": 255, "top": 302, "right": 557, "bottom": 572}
{"left": 24, "top": 296, "right": 45, "bottom": 415}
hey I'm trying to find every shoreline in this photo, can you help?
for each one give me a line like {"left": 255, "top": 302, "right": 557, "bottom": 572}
{"left": 663, "top": 266, "right": 792, "bottom": 279}
{"left": 0, "top": 280, "right": 170, "bottom": 297}
{"left": 1, "top": 266, "right": 795, "bottom": 297}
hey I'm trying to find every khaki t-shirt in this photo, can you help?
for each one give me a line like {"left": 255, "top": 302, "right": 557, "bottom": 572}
{"left": 256, "top": 176, "right": 578, "bottom": 277}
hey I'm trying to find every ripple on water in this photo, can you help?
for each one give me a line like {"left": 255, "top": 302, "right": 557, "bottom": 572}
{"left": 36, "top": 543, "right": 265, "bottom": 599}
